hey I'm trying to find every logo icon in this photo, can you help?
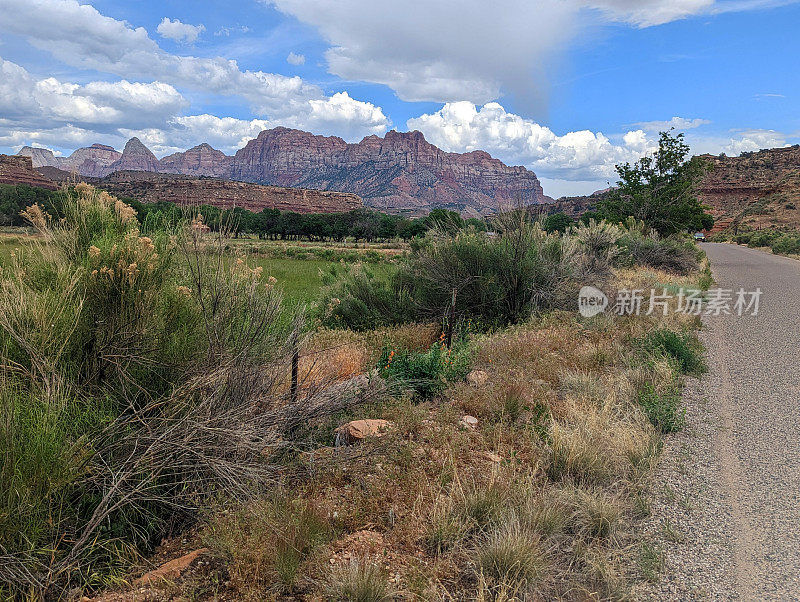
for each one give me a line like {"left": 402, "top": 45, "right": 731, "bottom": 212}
{"left": 578, "top": 286, "right": 608, "bottom": 318}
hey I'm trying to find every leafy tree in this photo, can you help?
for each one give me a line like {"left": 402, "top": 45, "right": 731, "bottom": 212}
{"left": 594, "top": 130, "right": 714, "bottom": 236}
{"left": 542, "top": 212, "right": 574, "bottom": 233}
{"left": 425, "top": 208, "right": 463, "bottom": 234}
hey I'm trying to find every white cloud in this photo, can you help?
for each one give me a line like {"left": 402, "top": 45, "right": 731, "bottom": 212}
{"left": 634, "top": 116, "right": 711, "bottom": 132}
{"left": 723, "top": 129, "right": 790, "bottom": 154}
{"left": 0, "top": 0, "right": 390, "bottom": 137}
{"left": 157, "top": 17, "right": 205, "bottom": 43}
{"left": 287, "top": 51, "right": 305, "bottom": 65}
{"left": 267, "top": 0, "right": 780, "bottom": 106}
{"left": 408, "top": 101, "right": 657, "bottom": 181}
{"left": 0, "top": 56, "right": 187, "bottom": 130}
{"left": 584, "top": 0, "right": 715, "bottom": 26}
{"left": 269, "top": 0, "right": 575, "bottom": 104}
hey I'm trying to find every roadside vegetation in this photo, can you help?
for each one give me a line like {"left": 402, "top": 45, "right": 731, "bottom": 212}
{"left": 711, "top": 227, "right": 800, "bottom": 258}
{"left": 0, "top": 130, "right": 713, "bottom": 600}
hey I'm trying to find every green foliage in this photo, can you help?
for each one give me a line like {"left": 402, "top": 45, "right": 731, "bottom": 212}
{"left": 0, "top": 185, "right": 301, "bottom": 596}
{"left": 319, "top": 264, "right": 415, "bottom": 330}
{"left": 0, "top": 184, "right": 63, "bottom": 226}
{"left": 618, "top": 227, "right": 701, "bottom": 275}
{"left": 636, "top": 328, "right": 706, "bottom": 376}
{"left": 636, "top": 381, "right": 685, "bottom": 433}
{"left": 542, "top": 212, "right": 575, "bottom": 233}
{"left": 594, "top": 130, "right": 714, "bottom": 236}
{"left": 377, "top": 338, "right": 472, "bottom": 399}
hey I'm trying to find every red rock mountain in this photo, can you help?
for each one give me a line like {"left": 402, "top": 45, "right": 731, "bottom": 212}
{"left": 20, "top": 128, "right": 546, "bottom": 216}
{"left": 160, "top": 143, "right": 231, "bottom": 177}
{"left": 18, "top": 143, "right": 120, "bottom": 177}
{"left": 107, "top": 138, "right": 160, "bottom": 173}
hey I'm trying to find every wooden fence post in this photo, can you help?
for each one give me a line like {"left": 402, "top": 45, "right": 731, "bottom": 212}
{"left": 291, "top": 332, "right": 299, "bottom": 404}
{"left": 446, "top": 288, "right": 457, "bottom": 348}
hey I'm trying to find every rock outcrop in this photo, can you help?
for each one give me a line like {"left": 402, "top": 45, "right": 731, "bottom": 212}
{"left": 21, "top": 128, "right": 548, "bottom": 216}
{"left": 229, "top": 128, "right": 545, "bottom": 215}
{"left": 0, "top": 155, "right": 58, "bottom": 190}
{"left": 42, "top": 168, "right": 362, "bottom": 214}
{"left": 696, "top": 146, "right": 800, "bottom": 231}
{"left": 160, "top": 143, "right": 231, "bottom": 177}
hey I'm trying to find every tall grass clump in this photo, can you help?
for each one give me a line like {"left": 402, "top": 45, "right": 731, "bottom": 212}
{"left": 636, "top": 328, "right": 706, "bottom": 376}
{"left": 0, "top": 185, "right": 382, "bottom": 597}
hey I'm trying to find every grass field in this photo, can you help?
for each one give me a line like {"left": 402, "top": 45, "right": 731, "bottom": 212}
{"left": 0, "top": 232, "right": 386, "bottom": 306}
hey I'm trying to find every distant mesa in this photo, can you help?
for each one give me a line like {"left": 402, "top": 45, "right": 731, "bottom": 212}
{"left": 17, "top": 127, "right": 548, "bottom": 216}
{"left": 0, "top": 155, "right": 58, "bottom": 190}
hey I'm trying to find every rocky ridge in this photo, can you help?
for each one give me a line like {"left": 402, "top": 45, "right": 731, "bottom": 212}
{"left": 40, "top": 168, "right": 363, "bottom": 214}
{"left": 19, "top": 128, "right": 547, "bottom": 216}
{"left": 0, "top": 155, "right": 58, "bottom": 190}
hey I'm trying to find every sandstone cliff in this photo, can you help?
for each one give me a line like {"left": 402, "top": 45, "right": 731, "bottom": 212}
{"left": 0, "top": 155, "right": 58, "bottom": 190}
{"left": 41, "top": 168, "right": 362, "bottom": 214}
{"left": 21, "top": 128, "right": 547, "bottom": 216}
{"left": 696, "top": 146, "right": 800, "bottom": 232}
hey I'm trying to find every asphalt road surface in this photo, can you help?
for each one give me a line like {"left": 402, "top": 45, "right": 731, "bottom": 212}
{"left": 687, "top": 243, "right": 800, "bottom": 600}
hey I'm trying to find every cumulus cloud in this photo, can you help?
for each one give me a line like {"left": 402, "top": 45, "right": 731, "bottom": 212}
{"left": 157, "top": 17, "right": 205, "bottom": 43}
{"left": 0, "top": 56, "right": 187, "bottom": 130}
{"left": 0, "top": 0, "right": 390, "bottom": 137}
{"left": 287, "top": 52, "right": 305, "bottom": 65}
{"left": 267, "top": 0, "right": 776, "bottom": 106}
{"left": 723, "top": 129, "right": 790, "bottom": 154}
{"left": 408, "top": 101, "right": 657, "bottom": 181}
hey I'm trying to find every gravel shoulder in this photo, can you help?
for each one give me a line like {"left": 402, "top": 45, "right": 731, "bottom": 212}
{"left": 634, "top": 243, "right": 800, "bottom": 601}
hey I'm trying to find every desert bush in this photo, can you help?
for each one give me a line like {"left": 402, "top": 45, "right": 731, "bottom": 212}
{"left": 0, "top": 186, "right": 384, "bottom": 597}
{"left": 377, "top": 337, "right": 472, "bottom": 399}
{"left": 318, "top": 263, "right": 414, "bottom": 330}
{"left": 618, "top": 221, "right": 700, "bottom": 275}
{"left": 571, "top": 218, "right": 623, "bottom": 277}
{"left": 321, "top": 214, "right": 594, "bottom": 330}
{"left": 771, "top": 233, "right": 800, "bottom": 255}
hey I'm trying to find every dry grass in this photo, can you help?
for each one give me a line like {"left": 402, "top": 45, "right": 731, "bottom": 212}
{"left": 94, "top": 269, "right": 700, "bottom": 600}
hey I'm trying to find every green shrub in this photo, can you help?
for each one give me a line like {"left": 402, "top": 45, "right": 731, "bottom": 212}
{"left": 318, "top": 264, "right": 414, "bottom": 330}
{"left": 377, "top": 338, "right": 472, "bottom": 399}
{"left": 637, "top": 382, "right": 685, "bottom": 433}
{"left": 771, "top": 234, "right": 800, "bottom": 256}
{"left": 0, "top": 185, "right": 345, "bottom": 596}
{"left": 636, "top": 328, "right": 706, "bottom": 376}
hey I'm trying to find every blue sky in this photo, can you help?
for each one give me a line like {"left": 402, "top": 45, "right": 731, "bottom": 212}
{"left": 0, "top": 0, "right": 797, "bottom": 197}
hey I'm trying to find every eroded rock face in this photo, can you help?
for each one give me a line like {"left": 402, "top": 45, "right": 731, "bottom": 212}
{"left": 230, "top": 128, "right": 546, "bottom": 216}
{"left": 18, "top": 144, "right": 120, "bottom": 177}
{"left": 21, "top": 128, "right": 547, "bottom": 216}
{"left": 160, "top": 143, "right": 231, "bottom": 177}
{"left": 51, "top": 170, "right": 363, "bottom": 214}
{"left": 0, "top": 155, "right": 58, "bottom": 190}
{"left": 696, "top": 147, "right": 800, "bottom": 231}
{"left": 107, "top": 137, "right": 160, "bottom": 174}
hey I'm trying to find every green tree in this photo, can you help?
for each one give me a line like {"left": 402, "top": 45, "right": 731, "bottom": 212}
{"left": 595, "top": 130, "right": 714, "bottom": 236}
{"left": 542, "top": 212, "right": 574, "bottom": 233}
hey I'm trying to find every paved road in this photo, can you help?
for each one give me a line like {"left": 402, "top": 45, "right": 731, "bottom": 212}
{"left": 638, "top": 243, "right": 800, "bottom": 600}
{"left": 699, "top": 243, "right": 800, "bottom": 600}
